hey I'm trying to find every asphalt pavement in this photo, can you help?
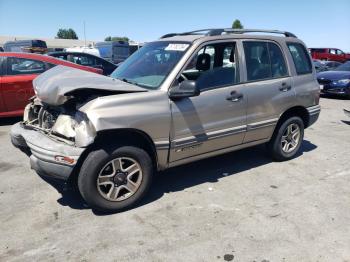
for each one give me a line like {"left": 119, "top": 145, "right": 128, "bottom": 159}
{"left": 0, "top": 97, "right": 350, "bottom": 262}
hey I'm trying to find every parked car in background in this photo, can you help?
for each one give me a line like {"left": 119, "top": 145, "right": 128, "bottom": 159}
{"left": 64, "top": 46, "right": 100, "bottom": 57}
{"left": 313, "top": 59, "right": 328, "bottom": 72}
{"left": 11, "top": 28, "right": 320, "bottom": 212}
{"left": 3, "top": 39, "right": 48, "bottom": 54}
{"left": 323, "top": 61, "right": 342, "bottom": 71}
{"left": 48, "top": 51, "right": 117, "bottom": 75}
{"left": 317, "top": 61, "right": 350, "bottom": 98}
{"left": 129, "top": 42, "right": 144, "bottom": 55}
{"left": 0, "top": 52, "right": 102, "bottom": 117}
{"left": 95, "top": 41, "right": 129, "bottom": 64}
{"left": 309, "top": 48, "right": 350, "bottom": 63}
{"left": 313, "top": 60, "right": 342, "bottom": 72}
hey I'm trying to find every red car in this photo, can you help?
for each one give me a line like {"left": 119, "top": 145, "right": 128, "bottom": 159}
{"left": 309, "top": 48, "right": 350, "bottom": 63}
{"left": 0, "top": 52, "right": 102, "bottom": 117}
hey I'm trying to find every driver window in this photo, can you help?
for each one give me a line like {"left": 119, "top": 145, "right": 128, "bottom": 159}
{"left": 179, "top": 42, "right": 240, "bottom": 90}
{"left": 6, "top": 57, "right": 46, "bottom": 75}
{"left": 336, "top": 49, "right": 344, "bottom": 55}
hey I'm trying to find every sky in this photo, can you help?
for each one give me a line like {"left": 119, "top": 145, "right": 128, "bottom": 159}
{"left": 0, "top": 0, "right": 349, "bottom": 51}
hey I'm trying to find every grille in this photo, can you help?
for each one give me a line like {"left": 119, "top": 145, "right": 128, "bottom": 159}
{"left": 317, "top": 79, "right": 331, "bottom": 85}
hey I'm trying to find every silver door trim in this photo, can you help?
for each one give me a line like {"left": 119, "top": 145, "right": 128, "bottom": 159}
{"left": 247, "top": 118, "right": 279, "bottom": 130}
{"left": 171, "top": 118, "right": 279, "bottom": 149}
{"left": 172, "top": 125, "right": 247, "bottom": 149}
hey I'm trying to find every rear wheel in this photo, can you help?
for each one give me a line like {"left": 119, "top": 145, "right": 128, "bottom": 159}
{"left": 78, "top": 146, "right": 153, "bottom": 212}
{"left": 267, "top": 116, "right": 304, "bottom": 161}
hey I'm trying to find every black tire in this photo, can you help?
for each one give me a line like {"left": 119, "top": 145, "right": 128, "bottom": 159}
{"left": 267, "top": 116, "right": 304, "bottom": 161}
{"left": 78, "top": 146, "right": 153, "bottom": 212}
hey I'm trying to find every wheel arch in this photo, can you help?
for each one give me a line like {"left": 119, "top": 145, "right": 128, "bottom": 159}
{"left": 68, "top": 128, "right": 159, "bottom": 185}
{"left": 277, "top": 106, "right": 310, "bottom": 130}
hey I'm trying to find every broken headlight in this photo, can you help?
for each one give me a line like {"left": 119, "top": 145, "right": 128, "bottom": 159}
{"left": 51, "top": 112, "right": 96, "bottom": 147}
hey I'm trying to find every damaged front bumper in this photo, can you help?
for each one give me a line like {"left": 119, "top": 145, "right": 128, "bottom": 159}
{"left": 11, "top": 122, "right": 86, "bottom": 180}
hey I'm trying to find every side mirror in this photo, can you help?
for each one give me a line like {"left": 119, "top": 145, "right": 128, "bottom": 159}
{"left": 169, "top": 80, "right": 200, "bottom": 99}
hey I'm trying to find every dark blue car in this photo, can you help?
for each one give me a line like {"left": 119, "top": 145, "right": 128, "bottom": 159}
{"left": 317, "top": 61, "right": 350, "bottom": 98}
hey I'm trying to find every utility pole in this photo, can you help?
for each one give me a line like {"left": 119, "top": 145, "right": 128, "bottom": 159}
{"left": 83, "top": 21, "right": 86, "bottom": 47}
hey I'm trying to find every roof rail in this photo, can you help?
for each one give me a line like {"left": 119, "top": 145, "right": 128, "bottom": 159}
{"left": 160, "top": 28, "right": 297, "bottom": 39}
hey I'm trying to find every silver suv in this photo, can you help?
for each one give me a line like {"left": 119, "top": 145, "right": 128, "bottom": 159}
{"left": 11, "top": 29, "right": 321, "bottom": 212}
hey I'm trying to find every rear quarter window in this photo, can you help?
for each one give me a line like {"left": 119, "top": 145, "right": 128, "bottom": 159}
{"left": 287, "top": 43, "right": 312, "bottom": 75}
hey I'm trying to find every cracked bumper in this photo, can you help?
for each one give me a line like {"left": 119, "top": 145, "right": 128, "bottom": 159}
{"left": 10, "top": 123, "right": 85, "bottom": 180}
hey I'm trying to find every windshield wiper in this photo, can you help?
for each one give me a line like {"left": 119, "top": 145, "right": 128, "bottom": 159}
{"left": 117, "top": 77, "right": 142, "bottom": 87}
{"left": 116, "top": 77, "right": 153, "bottom": 89}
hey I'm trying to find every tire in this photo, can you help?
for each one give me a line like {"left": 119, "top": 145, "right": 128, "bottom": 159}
{"left": 78, "top": 146, "right": 153, "bottom": 212}
{"left": 267, "top": 116, "right": 304, "bottom": 161}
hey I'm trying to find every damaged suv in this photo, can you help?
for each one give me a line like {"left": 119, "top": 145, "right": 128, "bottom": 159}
{"left": 11, "top": 29, "right": 321, "bottom": 212}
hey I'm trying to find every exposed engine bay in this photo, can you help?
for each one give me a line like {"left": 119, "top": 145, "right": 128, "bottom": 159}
{"left": 22, "top": 65, "right": 147, "bottom": 147}
{"left": 23, "top": 96, "right": 96, "bottom": 147}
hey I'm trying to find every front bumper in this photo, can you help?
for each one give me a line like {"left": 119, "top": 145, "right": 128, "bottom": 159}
{"left": 10, "top": 122, "right": 85, "bottom": 180}
{"left": 307, "top": 105, "right": 321, "bottom": 127}
{"left": 321, "top": 89, "right": 350, "bottom": 96}
{"left": 320, "top": 85, "right": 350, "bottom": 96}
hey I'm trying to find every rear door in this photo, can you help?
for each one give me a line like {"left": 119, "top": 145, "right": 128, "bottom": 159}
{"left": 1, "top": 57, "right": 46, "bottom": 114}
{"left": 242, "top": 40, "right": 294, "bottom": 142}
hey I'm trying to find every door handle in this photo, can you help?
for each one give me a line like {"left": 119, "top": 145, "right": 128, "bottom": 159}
{"left": 226, "top": 91, "right": 243, "bottom": 102}
{"left": 279, "top": 82, "right": 291, "bottom": 92}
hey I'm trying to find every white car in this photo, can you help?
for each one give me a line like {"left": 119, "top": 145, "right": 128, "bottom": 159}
{"left": 64, "top": 46, "right": 100, "bottom": 57}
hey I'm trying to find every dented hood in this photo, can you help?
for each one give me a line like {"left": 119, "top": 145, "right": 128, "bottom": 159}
{"left": 33, "top": 65, "right": 146, "bottom": 106}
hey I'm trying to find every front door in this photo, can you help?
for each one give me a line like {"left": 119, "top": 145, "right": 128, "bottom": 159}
{"left": 169, "top": 41, "right": 247, "bottom": 162}
{"left": 1, "top": 57, "right": 46, "bottom": 114}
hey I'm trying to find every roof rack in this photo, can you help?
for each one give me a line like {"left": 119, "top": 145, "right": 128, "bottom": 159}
{"left": 160, "top": 28, "right": 297, "bottom": 39}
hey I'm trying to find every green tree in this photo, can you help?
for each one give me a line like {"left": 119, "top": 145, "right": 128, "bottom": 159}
{"left": 104, "top": 36, "right": 129, "bottom": 42}
{"left": 232, "top": 19, "right": 243, "bottom": 29}
{"left": 56, "top": 28, "right": 78, "bottom": 39}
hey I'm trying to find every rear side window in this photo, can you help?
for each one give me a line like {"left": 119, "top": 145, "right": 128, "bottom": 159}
{"left": 244, "top": 42, "right": 271, "bottom": 81}
{"left": 243, "top": 41, "right": 288, "bottom": 81}
{"left": 287, "top": 43, "right": 312, "bottom": 75}
{"left": 268, "top": 43, "right": 288, "bottom": 78}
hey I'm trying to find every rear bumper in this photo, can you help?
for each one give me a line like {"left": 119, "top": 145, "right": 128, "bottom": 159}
{"left": 10, "top": 122, "right": 85, "bottom": 180}
{"left": 307, "top": 105, "right": 321, "bottom": 127}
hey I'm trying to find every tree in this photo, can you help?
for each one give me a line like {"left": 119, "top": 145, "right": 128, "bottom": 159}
{"left": 104, "top": 36, "right": 129, "bottom": 42}
{"left": 56, "top": 28, "right": 78, "bottom": 39}
{"left": 232, "top": 19, "right": 243, "bottom": 29}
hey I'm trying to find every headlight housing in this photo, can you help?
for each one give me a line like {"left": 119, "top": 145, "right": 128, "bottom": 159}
{"left": 52, "top": 112, "right": 96, "bottom": 147}
{"left": 336, "top": 79, "right": 350, "bottom": 85}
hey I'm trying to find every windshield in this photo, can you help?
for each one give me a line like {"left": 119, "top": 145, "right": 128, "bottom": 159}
{"left": 335, "top": 61, "right": 350, "bottom": 71}
{"left": 110, "top": 41, "right": 190, "bottom": 89}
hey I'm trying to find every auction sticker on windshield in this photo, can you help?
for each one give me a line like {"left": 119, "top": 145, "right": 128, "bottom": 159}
{"left": 165, "top": 43, "right": 189, "bottom": 51}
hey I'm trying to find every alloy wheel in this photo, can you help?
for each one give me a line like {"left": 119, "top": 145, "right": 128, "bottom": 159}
{"left": 97, "top": 157, "right": 142, "bottom": 202}
{"left": 281, "top": 123, "right": 301, "bottom": 153}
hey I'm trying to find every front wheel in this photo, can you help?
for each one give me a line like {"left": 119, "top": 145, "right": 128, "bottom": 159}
{"left": 78, "top": 146, "right": 153, "bottom": 212}
{"left": 267, "top": 116, "right": 304, "bottom": 161}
